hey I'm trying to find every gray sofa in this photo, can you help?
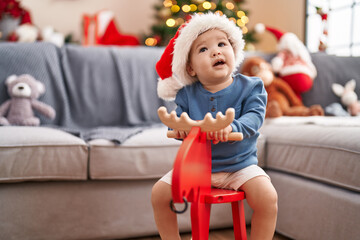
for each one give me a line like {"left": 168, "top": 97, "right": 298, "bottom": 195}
{"left": 259, "top": 52, "right": 360, "bottom": 240}
{"left": 0, "top": 42, "right": 359, "bottom": 240}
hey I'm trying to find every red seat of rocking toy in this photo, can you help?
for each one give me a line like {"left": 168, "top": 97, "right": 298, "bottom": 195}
{"left": 205, "top": 188, "right": 245, "bottom": 204}
{"left": 171, "top": 127, "right": 247, "bottom": 240}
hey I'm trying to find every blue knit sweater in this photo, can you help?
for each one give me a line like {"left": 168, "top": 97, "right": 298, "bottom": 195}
{"left": 174, "top": 73, "right": 267, "bottom": 173}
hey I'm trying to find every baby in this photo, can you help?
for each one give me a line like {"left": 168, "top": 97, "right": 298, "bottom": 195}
{"left": 152, "top": 13, "right": 278, "bottom": 240}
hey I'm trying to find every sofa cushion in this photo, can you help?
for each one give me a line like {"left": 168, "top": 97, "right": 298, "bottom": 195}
{"left": 89, "top": 126, "right": 267, "bottom": 180}
{"left": 256, "top": 134, "right": 266, "bottom": 168}
{"left": 268, "top": 170, "right": 360, "bottom": 240}
{"left": 88, "top": 126, "right": 181, "bottom": 180}
{"left": 0, "top": 127, "right": 88, "bottom": 183}
{"left": 260, "top": 117, "right": 360, "bottom": 192}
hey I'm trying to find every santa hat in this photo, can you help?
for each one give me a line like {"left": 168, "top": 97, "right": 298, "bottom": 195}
{"left": 156, "top": 13, "right": 245, "bottom": 101}
{"left": 20, "top": 9, "right": 32, "bottom": 25}
{"left": 255, "top": 23, "right": 284, "bottom": 41}
{"left": 255, "top": 23, "right": 313, "bottom": 66}
{"left": 255, "top": 23, "right": 308, "bottom": 56}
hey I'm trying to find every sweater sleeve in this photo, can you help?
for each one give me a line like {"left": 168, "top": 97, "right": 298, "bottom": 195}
{"left": 231, "top": 78, "right": 267, "bottom": 138}
{"left": 170, "top": 88, "right": 189, "bottom": 140}
{"left": 174, "top": 88, "right": 189, "bottom": 117}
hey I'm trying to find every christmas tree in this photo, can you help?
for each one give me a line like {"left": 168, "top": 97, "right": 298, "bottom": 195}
{"left": 144, "top": 0, "right": 257, "bottom": 48}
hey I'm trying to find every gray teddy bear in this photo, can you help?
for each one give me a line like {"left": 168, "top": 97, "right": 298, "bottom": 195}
{"left": 0, "top": 74, "right": 56, "bottom": 126}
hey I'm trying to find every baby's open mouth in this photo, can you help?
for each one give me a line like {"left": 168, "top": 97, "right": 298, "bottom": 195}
{"left": 214, "top": 60, "right": 225, "bottom": 67}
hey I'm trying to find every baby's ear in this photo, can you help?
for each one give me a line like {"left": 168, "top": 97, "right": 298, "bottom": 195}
{"left": 186, "top": 63, "right": 196, "bottom": 77}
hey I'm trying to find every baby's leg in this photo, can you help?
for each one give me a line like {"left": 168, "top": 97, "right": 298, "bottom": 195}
{"left": 240, "top": 176, "right": 278, "bottom": 240}
{"left": 151, "top": 180, "right": 181, "bottom": 240}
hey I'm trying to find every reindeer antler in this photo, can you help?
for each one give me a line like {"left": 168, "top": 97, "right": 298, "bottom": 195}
{"left": 157, "top": 106, "right": 243, "bottom": 141}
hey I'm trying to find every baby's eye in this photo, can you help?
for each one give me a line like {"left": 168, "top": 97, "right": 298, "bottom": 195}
{"left": 218, "top": 42, "right": 226, "bottom": 47}
{"left": 199, "top": 47, "right": 207, "bottom": 53}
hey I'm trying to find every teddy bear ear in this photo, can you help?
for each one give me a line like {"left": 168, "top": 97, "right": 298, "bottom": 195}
{"left": 5, "top": 75, "right": 17, "bottom": 85}
{"left": 36, "top": 81, "right": 46, "bottom": 94}
{"left": 332, "top": 83, "right": 344, "bottom": 97}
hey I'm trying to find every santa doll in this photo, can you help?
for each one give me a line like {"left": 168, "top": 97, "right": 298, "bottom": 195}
{"left": 256, "top": 24, "right": 317, "bottom": 100}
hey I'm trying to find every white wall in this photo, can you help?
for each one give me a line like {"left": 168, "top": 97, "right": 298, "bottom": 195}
{"left": 244, "top": 0, "right": 306, "bottom": 52}
{"left": 21, "top": 0, "right": 305, "bottom": 52}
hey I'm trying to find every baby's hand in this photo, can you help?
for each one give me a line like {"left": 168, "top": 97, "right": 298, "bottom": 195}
{"left": 208, "top": 125, "right": 233, "bottom": 144}
{"left": 174, "top": 130, "right": 188, "bottom": 139}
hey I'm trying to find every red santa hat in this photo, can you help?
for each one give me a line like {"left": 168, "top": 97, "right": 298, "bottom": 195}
{"left": 156, "top": 13, "right": 245, "bottom": 101}
{"left": 255, "top": 23, "right": 284, "bottom": 40}
{"left": 255, "top": 23, "right": 315, "bottom": 74}
{"left": 255, "top": 23, "right": 311, "bottom": 61}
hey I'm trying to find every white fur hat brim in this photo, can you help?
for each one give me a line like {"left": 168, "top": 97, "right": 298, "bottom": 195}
{"left": 157, "top": 76, "right": 184, "bottom": 101}
{"left": 173, "top": 13, "right": 245, "bottom": 86}
{"left": 279, "top": 32, "right": 317, "bottom": 78}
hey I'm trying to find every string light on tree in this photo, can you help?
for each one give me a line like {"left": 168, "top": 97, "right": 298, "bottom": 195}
{"left": 171, "top": 5, "right": 180, "bottom": 13}
{"left": 163, "top": 0, "right": 173, "bottom": 7}
{"left": 191, "top": 4, "right": 198, "bottom": 11}
{"left": 166, "top": 18, "right": 176, "bottom": 27}
{"left": 145, "top": 37, "right": 158, "bottom": 46}
{"left": 226, "top": 2, "right": 234, "bottom": 10}
{"left": 182, "top": 4, "right": 191, "bottom": 12}
{"left": 144, "top": 0, "right": 257, "bottom": 47}
{"left": 203, "top": 1, "right": 212, "bottom": 10}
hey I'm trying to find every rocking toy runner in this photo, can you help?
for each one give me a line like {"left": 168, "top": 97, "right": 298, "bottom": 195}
{"left": 158, "top": 106, "right": 247, "bottom": 240}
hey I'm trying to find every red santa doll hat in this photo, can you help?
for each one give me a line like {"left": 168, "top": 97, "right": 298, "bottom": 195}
{"left": 255, "top": 23, "right": 306, "bottom": 55}
{"left": 255, "top": 23, "right": 284, "bottom": 41}
{"left": 156, "top": 13, "right": 245, "bottom": 101}
{"left": 255, "top": 23, "right": 316, "bottom": 79}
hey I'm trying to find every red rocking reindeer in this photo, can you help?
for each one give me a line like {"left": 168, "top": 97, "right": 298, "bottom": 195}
{"left": 157, "top": 106, "right": 247, "bottom": 240}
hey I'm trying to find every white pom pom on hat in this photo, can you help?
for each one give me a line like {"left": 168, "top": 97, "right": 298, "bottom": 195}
{"left": 254, "top": 23, "right": 265, "bottom": 33}
{"left": 156, "top": 12, "right": 245, "bottom": 101}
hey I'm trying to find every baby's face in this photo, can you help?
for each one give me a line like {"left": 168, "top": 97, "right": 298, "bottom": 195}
{"left": 187, "top": 29, "right": 235, "bottom": 89}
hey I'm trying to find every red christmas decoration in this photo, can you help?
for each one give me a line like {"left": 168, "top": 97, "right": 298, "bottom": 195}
{"left": 82, "top": 10, "right": 140, "bottom": 46}
{"left": 0, "top": 0, "right": 32, "bottom": 24}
